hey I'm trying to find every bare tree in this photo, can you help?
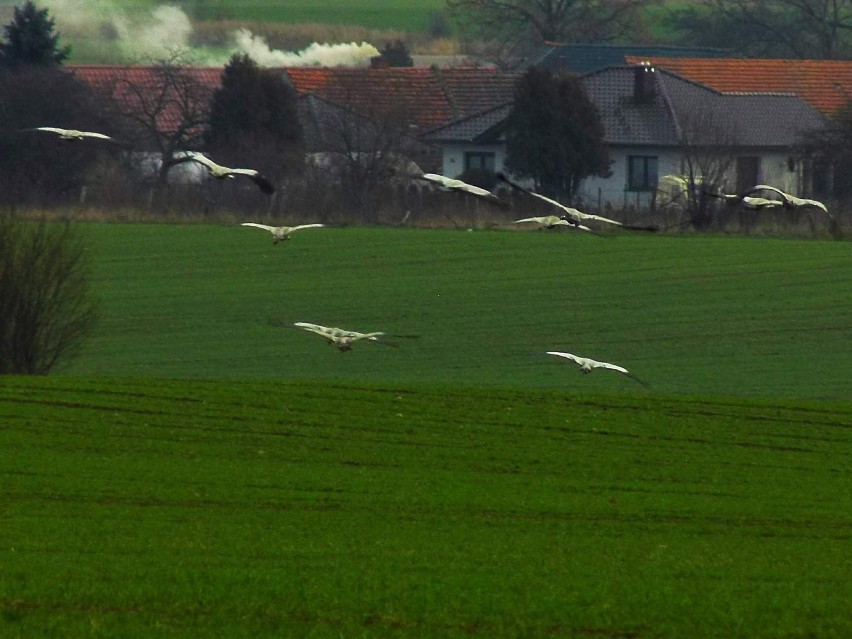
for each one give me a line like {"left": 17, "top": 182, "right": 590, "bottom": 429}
{"left": 673, "top": 108, "right": 740, "bottom": 230}
{"left": 667, "top": 0, "right": 852, "bottom": 59}
{"left": 300, "top": 85, "right": 427, "bottom": 222}
{"left": 98, "top": 53, "right": 213, "bottom": 185}
{"left": 0, "top": 214, "right": 98, "bottom": 374}
{"left": 447, "top": 0, "right": 655, "bottom": 66}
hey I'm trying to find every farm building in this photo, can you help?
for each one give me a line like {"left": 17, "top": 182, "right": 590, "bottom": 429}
{"left": 425, "top": 64, "right": 829, "bottom": 212}
{"left": 67, "top": 59, "right": 839, "bottom": 212}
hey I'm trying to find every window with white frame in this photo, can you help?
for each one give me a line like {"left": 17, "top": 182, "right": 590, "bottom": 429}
{"left": 464, "top": 151, "right": 496, "bottom": 172}
{"left": 627, "top": 155, "right": 658, "bottom": 191}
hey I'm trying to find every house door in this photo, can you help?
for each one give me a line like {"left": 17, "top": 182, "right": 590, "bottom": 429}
{"left": 736, "top": 156, "right": 760, "bottom": 194}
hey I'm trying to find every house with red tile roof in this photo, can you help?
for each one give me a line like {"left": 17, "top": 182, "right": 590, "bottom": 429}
{"left": 623, "top": 56, "right": 852, "bottom": 117}
{"left": 71, "top": 65, "right": 221, "bottom": 142}
{"left": 282, "top": 66, "right": 519, "bottom": 134}
{"left": 69, "top": 65, "right": 518, "bottom": 173}
{"left": 71, "top": 64, "right": 519, "bottom": 137}
{"left": 426, "top": 64, "right": 828, "bottom": 212}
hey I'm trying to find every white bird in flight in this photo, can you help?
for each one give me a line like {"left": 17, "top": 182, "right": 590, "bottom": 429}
{"left": 414, "top": 172, "right": 507, "bottom": 207}
{"left": 498, "top": 173, "right": 657, "bottom": 231}
{"left": 293, "top": 322, "right": 397, "bottom": 352}
{"left": 547, "top": 351, "right": 647, "bottom": 386}
{"left": 166, "top": 152, "right": 275, "bottom": 194}
{"left": 241, "top": 223, "right": 325, "bottom": 244}
{"left": 744, "top": 184, "right": 829, "bottom": 214}
{"left": 513, "top": 215, "right": 593, "bottom": 233}
{"left": 710, "top": 191, "right": 785, "bottom": 210}
{"left": 741, "top": 196, "right": 784, "bottom": 210}
{"left": 709, "top": 185, "right": 828, "bottom": 213}
{"left": 27, "top": 126, "right": 119, "bottom": 143}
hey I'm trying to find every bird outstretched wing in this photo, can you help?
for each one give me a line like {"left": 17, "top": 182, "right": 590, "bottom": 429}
{"left": 165, "top": 151, "right": 212, "bottom": 171}
{"left": 795, "top": 197, "right": 829, "bottom": 213}
{"left": 741, "top": 196, "right": 783, "bottom": 209}
{"left": 293, "top": 322, "right": 337, "bottom": 340}
{"left": 351, "top": 331, "right": 399, "bottom": 348}
{"left": 498, "top": 173, "right": 645, "bottom": 229}
{"left": 513, "top": 216, "right": 561, "bottom": 225}
{"left": 288, "top": 224, "right": 325, "bottom": 232}
{"left": 514, "top": 216, "right": 594, "bottom": 233}
{"left": 241, "top": 222, "right": 277, "bottom": 233}
{"left": 77, "top": 131, "right": 114, "bottom": 141}
{"left": 595, "top": 360, "right": 649, "bottom": 386}
{"left": 595, "top": 360, "right": 631, "bottom": 375}
{"left": 740, "top": 185, "right": 829, "bottom": 214}
{"left": 744, "top": 184, "right": 788, "bottom": 200}
{"left": 418, "top": 173, "right": 506, "bottom": 207}
{"left": 227, "top": 168, "right": 276, "bottom": 194}
{"left": 31, "top": 126, "right": 71, "bottom": 135}
{"left": 546, "top": 351, "right": 585, "bottom": 366}
{"left": 29, "top": 127, "right": 120, "bottom": 143}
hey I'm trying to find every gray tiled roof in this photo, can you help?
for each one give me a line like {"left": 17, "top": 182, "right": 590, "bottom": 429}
{"left": 297, "top": 93, "right": 364, "bottom": 152}
{"left": 585, "top": 66, "right": 827, "bottom": 147}
{"left": 425, "top": 103, "right": 512, "bottom": 143}
{"left": 426, "top": 66, "right": 828, "bottom": 149}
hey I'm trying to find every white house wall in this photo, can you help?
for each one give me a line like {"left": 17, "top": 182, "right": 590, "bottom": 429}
{"left": 441, "top": 144, "right": 506, "bottom": 178}
{"left": 753, "top": 151, "right": 802, "bottom": 193}
{"left": 580, "top": 148, "right": 803, "bottom": 212}
{"left": 441, "top": 141, "right": 807, "bottom": 210}
{"left": 579, "top": 146, "right": 680, "bottom": 212}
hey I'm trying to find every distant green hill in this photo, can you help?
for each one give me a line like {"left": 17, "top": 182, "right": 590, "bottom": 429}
{"left": 184, "top": 0, "right": 447, "bottom": 31}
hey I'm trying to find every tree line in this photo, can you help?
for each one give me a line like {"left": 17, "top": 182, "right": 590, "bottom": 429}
{"left": 448, "top": 0, "right": 852, "bottom": 62}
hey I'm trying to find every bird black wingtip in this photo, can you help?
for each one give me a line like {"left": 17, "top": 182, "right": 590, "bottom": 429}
{"left": 253, "top": 176, "right": 276, "bottom": 195}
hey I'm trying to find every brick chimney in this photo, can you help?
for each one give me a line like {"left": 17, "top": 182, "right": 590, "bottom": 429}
{"left": 633, "top": 62, "right": 656, "bottom": 103}
{"left": 371, "top": 55, "right": 390, "bottom": 69}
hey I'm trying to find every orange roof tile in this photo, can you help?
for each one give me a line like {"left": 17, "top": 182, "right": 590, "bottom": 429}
{"left": 70, "top": 65, "right": 221, "bottom": 136}
{"left": 624, "top": 56, "right": 852, "bottom": 116}
{"left": 284, "top": 66, "right": 518, "bottom": 132}
{"left": 69, "top": 65, "right": 519, "bottom": 139}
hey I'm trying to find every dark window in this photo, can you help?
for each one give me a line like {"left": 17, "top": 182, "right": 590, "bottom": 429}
{"left": 627, "top": 155, "right": 658, "bottom": 191}
{"left": 736, "top": 156, "right": 760, "bottom": 194}
{"left": 464, "top": 151, "right": 495, "bottom": 172}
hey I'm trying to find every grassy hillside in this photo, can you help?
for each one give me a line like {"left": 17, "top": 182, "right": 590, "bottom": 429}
{"left": 182, "top": 0, "right": 446, "bottom": 31}
{"left": 1, "top": 377, "right": 849, "bottom": 637}
{"left": 65, "top": 224, "right": 851, "bottom": 401}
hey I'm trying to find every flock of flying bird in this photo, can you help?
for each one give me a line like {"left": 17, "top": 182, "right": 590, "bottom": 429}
{"left": 27, "top": 125, "right": 832, "bottom": 386}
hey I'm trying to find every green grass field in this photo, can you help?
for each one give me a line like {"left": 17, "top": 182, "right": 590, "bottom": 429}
{"left": 2, "top": 377, "right": 850, "bottom": 637}
{"left": 66, "top": 225, "right": 850, "bottom": 400}
{"left": 182, "top": 0, "right": 446, "bottom": 31}
{"left": 1, "top": 224, "right": 850, "bottom": 636}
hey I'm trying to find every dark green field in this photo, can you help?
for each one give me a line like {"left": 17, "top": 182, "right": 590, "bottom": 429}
{"left": 67, "top": 225, "right": 850, "bottom": 400}
{"left": 1, "top": 224, "right": 850, "bottom": 637}
{"left": 1, "top": 377, "right": 850, "bottom": 637}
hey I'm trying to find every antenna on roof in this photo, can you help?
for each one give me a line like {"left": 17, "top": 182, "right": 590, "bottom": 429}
{"left": 634, "top": 61, "right": 656, "bottom": 102}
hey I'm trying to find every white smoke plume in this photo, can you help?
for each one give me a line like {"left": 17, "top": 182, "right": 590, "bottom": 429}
{"left": 231, "top": 29, "right": 379, "bottom": 67}
{"left": 42, "top": 1, "right": 193, "bottom": 61}
{"left": 40, "top": 1, "right": 380, "bottom": 67}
